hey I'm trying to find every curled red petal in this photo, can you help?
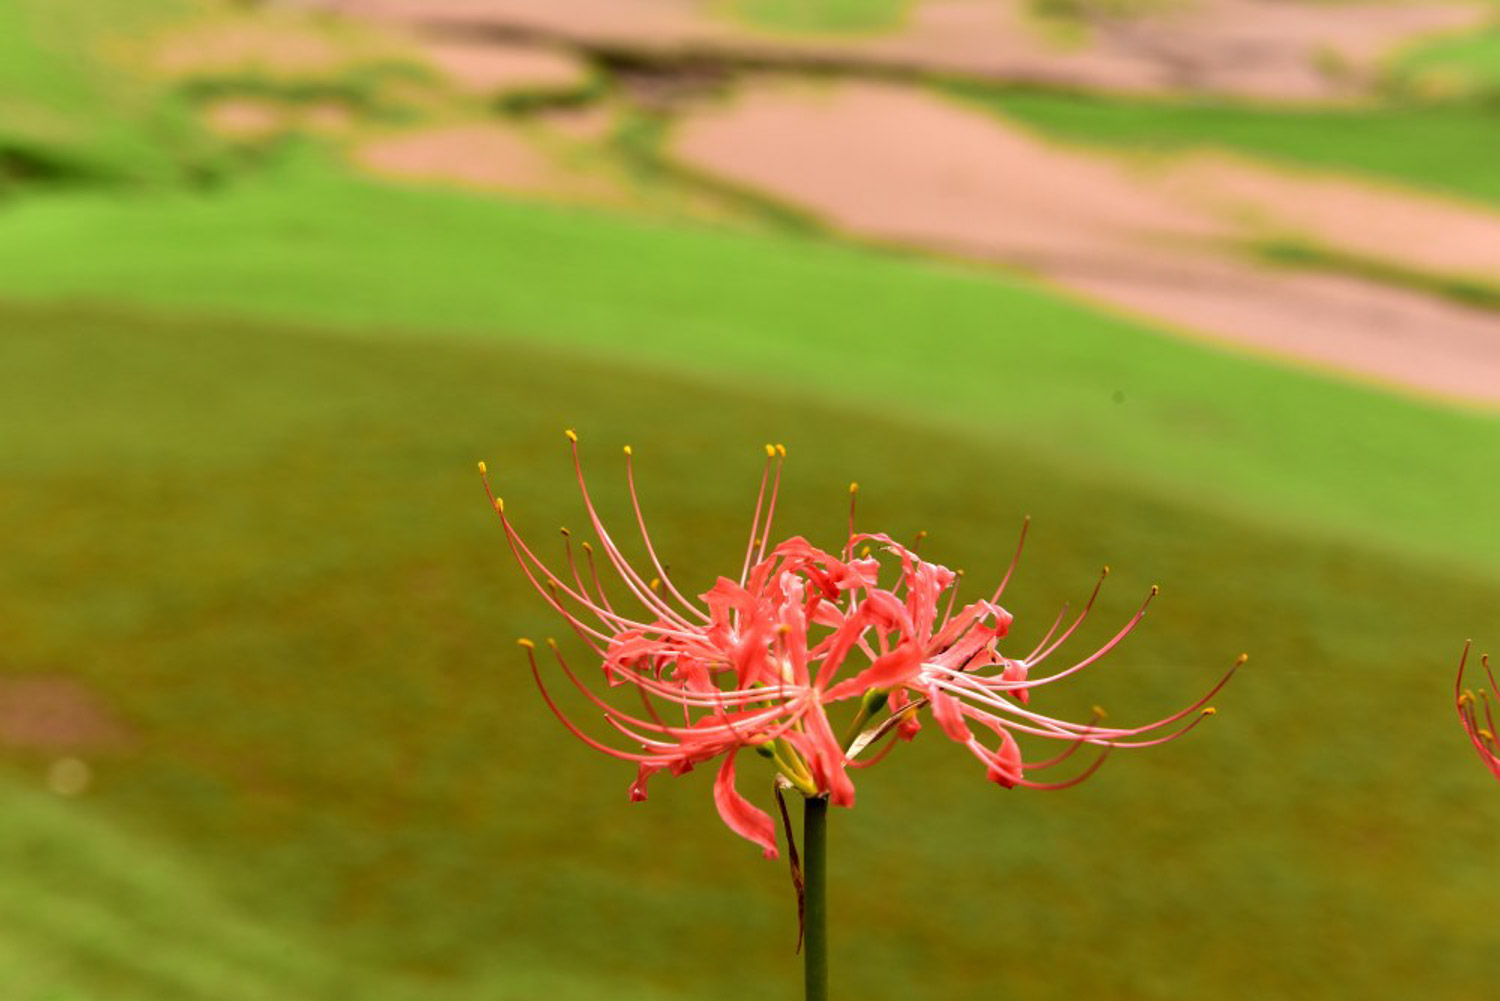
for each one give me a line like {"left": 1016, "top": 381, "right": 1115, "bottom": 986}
{"left": 713, "top": 750, "right": 779, "bottom": 859}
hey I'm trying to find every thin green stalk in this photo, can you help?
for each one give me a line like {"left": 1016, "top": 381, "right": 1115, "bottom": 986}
{"left": 803, "top": 794, "right": 829, "bottom": 1001}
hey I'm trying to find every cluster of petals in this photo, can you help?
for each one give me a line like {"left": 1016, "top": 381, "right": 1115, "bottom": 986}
{"left": 1456, "top": 642, "right": 1500, "bottom": 781}
{"left": 483, "top": 435, "right": 1241, "bottom": 858}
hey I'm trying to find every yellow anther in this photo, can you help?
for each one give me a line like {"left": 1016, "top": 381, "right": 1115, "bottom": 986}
{"left": 1459, "top": 692, "right": 1474, "bottom": 707}
{"left": 1150, "top": 584, "right": 1160, "bottom": 596}
{"left": 565, "top": 428, "right": 578, "bottom": 443}
{"left": 1102, "top": 565, "right": 1111, "bottom": 577}
{"left": 517, "top": 638, "right": 535, "bottom": 649}
{"left": 623, "top": 445, "right": 633, "bottom": 456}
{"left": 1202, "top": 706, "right": 1218, "bottom": 716}
{"left": 764, "top": 443, "right": 776, "bottom": 457}
{"left": 477, "top": 460, "right": 487, "bottom": 474}
{"left": 1091, "top": 705, "right": 1108, "bottom": 720}
{"left": 776, "top": 443, "right": 786, "bottom": 457}
{"left": 1235, "top": 653, "right": 1249, "bottom": 666}
{"left": 849, "top": 481, "right": 859, "bottom": 494}
{"left": 956, "top": 568, "right": 965, "bottom": 577}
{"left": 859, "top": 545, "right": 871, "bottom": 557}
{"left": 649, "top": 577, "right": 661, "bottom": 591}
{"left": 916, "top": 531, "right": 927, "bottom": 540}
{"left": 1485, "top": 654, "right": 1492, "bottom": 669}
{"left": 545, "top": 637, "right": 559, "bottom": 650}
{"left": 493, "top": 497, "right": 505, "bottom": 513}
{"left": 1481, "top": 728, "right": 1495, "bottom": 742}
{"left": 581, "top": 541, "right": 593, "bottom": 554}
{"left": 776, "top": 624, "right": 791, "bottom": 636}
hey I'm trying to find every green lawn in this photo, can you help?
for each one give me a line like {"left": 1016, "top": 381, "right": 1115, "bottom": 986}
{"left": 1, "top": 297, "right": 1497, "bottom": 1000}
{"left": 0, "top": 167, "right": 1495, "bottom": 584}
{"left": 956, "top": 87, "right": 1500, "bottom": 208}
{"left": 720, "top": 0, "right": 911, "bottom": 35}
{"left": 1388, "top": 22, "right": 1500, "bottom": 101}
{"left": 0, "top": 0, "right": 211, "bottom": 191}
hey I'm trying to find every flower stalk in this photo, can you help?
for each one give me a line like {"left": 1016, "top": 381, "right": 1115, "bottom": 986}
{"left": 803, "top": 795, "right": 829, "bottom": 1001}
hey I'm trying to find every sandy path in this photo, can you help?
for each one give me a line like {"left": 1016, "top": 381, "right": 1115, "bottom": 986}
{"left": 353, "top": 121, "right": 620, "bottom": 202}
{"left": 305, "top": 0, "right": 1485, "bottom": 101}
{"left": 672, "top": 81, "right": 1500, "bottom": 403}
{"left": 0, "top": 676, "right": 130, "bottom": 752}
{"left": 420, "top": 38, "right": 592, "bottom": 98}
{"left": 1159, "top": 156, "right": 1500, "bottom": 284}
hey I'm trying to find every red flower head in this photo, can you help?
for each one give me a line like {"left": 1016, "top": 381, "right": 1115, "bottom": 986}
{"left": 1456, "top": 642, "right": 1500, "bottom": 781}
{"left": 482, "top": 435, "right": 1243, "bottom": 858}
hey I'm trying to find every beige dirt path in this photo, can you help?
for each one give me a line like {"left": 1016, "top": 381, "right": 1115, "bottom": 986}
{"left": 352, "top": 121, "right": 623, "bottom": 202}
{"left": 306, "top": 0, "right": 1486, "bottom": 101}
{"left": 671, "top": 81, "right": 1500, "bottom": 403}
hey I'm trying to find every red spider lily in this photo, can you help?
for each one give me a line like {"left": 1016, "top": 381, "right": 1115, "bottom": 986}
{"left": 482, "top": 434, "right": 1243, "bottom": 858}
{"left": 1456, "top": 642, "right": 1500, "bottom": 781}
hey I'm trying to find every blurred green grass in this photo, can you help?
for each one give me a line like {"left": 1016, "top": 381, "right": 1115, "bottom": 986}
{"left": 1387, "top": 21, "right": 1500, "bottom": 102}
{"left": 2, "top": 298, "right": 1497, "bottom": 1000}
{"left": 0, "top": 165, "right": 1495, "bottom": 582}
{"left": 719, "top": 0, "right": 911, "bottom": 34}
{"left": 956, "top": 87, "right": 1500, "bottom": 208}
{"left": 0, "top": 0, "right": 216, "bottom": 192}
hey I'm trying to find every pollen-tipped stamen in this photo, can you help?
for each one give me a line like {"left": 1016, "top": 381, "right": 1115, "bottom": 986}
{"left": 1027, "top": 566, "right": 1115, "bottom": 668}
{"left": 564, "top": 432, "right": 696, "bottom": 631}
{"left": 623, "top": 445, "right": 712, "bottom": 625}
{"left": 740, "top": 445, "right": 778, "bottom": 585}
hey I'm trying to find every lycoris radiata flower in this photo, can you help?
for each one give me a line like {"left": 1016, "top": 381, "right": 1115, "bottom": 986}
{"left": 481, "top": 433, "right": 1244, "bottom": 858}
{"left": 1456, "top": 642, "right": 1500, "bottom": 781}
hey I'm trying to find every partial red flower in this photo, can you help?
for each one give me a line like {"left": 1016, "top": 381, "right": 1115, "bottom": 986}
{"left": 1456, "top": 642, "right": 1500, "bottom": 781}
{"left": 482, "top": 434, "right": 1242, "bottom": 858}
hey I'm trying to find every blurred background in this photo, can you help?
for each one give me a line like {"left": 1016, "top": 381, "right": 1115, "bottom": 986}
{"left": 3, "top": 0, "right": 1499, "bottom": 998}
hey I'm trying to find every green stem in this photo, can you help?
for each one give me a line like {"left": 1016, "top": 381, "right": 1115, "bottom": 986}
{"left": 803, "top": 794, "right": 829, "bottom": 1001}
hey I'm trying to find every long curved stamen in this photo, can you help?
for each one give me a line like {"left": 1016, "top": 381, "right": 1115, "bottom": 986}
{"left": 491, "top": 504, "right": 624, "bottom": 645}
{"left": 844, "top": 482, "right": 859, "bottom": 560}
{"left": 937, "top": 569, "right": 965, "bottom": 635}
{"left": 929, "top": 652, "right": 1244, "bottom": 741}
{"left": 603, "top": 660, "right": 791, "bottom": 709}
{"left": 740, "top": 445, "right": 777, "bottom": 585}
{"left": 989, "top": 516, "right": 1030, "bottom": 604}
{"left": 482, "top": 463, "right": 674, "bottom": 643}
{"left": 1028, "top": 567, "right": 1116, "bottom": 668}
{"left": 1022, "top": 602, "right": 1071, "bottom": 663}
{"left": 1017, "top": 744, "right": 1112, "bottom": 790}
{"left": 580, "top": 541, "right": 618, "bottom": 618}
{"left": 755, "top": 444, "right": 787, "bottom": 566}
{"left": 564, "top": 431, "right": 697, "bottom": 630}
{"left": 1025, "top": 709, "right": 1107, "bottom": 770}
{"left": 995, "top": 587, "right": 1158, "bottom": 691}
{"left": 557, "top": 648, "right": 791, "bottom": 736}
{"left": 498, "top": 501, "right": 701, "bottom": 643}
{"left": 624, "top": 445, "right": 711, "bottom": 624}
{"left": 522, "top": 639, "right": 662, "bottom": 763}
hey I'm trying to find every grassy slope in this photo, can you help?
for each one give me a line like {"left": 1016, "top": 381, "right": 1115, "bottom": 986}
{"left": 0, "top": 0, "right": 207, "bottom": 188}
{"left": 0, "top": 169, "right": 1496, "bottom": 587}
{"left": 960, "top": 88, "right": 1500, "bottom": 208}
{"left": 2, "top": 300, "right": 1498, "bottom": 1000}
{"left": 1389, "top": 23, "right": 1500, "bottom": 99}
{"left": 722, "top": 0, "right": 910, "bottom": 34}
